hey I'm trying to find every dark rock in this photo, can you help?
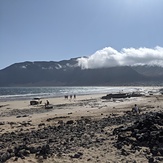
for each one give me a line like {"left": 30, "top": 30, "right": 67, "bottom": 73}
{"left": 7, "top": 148, "right": 13, "bottom": 153}
{"left": 66, "top": 120, "right": 74, "bottom": 125}
{"left": 58, "top": 120, "right": 64, "bottom": 124}
{"left": 37, "top": 144, "right": 51, "bottom": 158}
{"left": 156, "top": 156, "right": 163, "bottom": 161}
{"left": 148, "top": 157, "right": 154, "bottom": 163}
{"left": 101, "top": 92, "right": 143, "bottom": 99}
{"left": 157, "top": 148, "right": 163, "bottom": 155}
{"left": 43, "top": 155, "right": 47, "bottom": 159}
{"left": 102, "top": 93, "right": 129, "bottom": 99}
{"left": 13, "top": 157, "right": 18, "bottom": 161}
{"left": 0, "top": 108, "right": 148, "bottom": 162}
{"left": 38, "top": 123, "right": 45, "bottom": 127}
{"left": 70, "top": 152, "right": 83, "bottom": 158}
{"left": 29, "top": 146, "right": 38, "bottom": 154}
{"left": 16, "top": 115, "right": 21, "bottom": 118}
{"left": 0, "top": 152, "right": 11, "bottom": 162}
{"left": 22, "top": 114, "right": 29, "bottom": 117}
{"left": 121, "top": 149, "right": 129, "bottom": 156}
{"left": 114, "top": 111, "right": 163, "bottom": 160}
{"left": 0, "top": 122, "right": 5, "bottom": 125}
{"left": 23, "top": 150, "right": 30, "bottom": 156}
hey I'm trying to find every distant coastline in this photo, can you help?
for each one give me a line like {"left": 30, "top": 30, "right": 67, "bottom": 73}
{"left": 0, "top": 86, "right": 161, "bottom": 102}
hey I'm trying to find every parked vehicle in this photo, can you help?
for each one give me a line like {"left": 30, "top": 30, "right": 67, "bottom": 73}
{"left": 30, "top": 98, "right": 42, "bottom": 105}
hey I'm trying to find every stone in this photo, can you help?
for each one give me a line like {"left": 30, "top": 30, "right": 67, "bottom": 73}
{"left": 0, "top": 152, "right": 11, "bottom": 162}
{"left": 66, "top": 120, "right": 74, "bottom": 125}
{"left": 16, "top": 115, "right": 21, "bottom": 118}
{"left": 114, "top": 111, "right": 163, "bottom": 159}
{"left": 0, "top": 122, "right": 5, "bottom": 125}
{"left": 70, "top": 152, "right": 83, "bottom": 158}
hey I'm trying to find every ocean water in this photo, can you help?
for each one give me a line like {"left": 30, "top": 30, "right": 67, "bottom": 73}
{"left": 0, "top": 86, "right": 155, "bottom": 101}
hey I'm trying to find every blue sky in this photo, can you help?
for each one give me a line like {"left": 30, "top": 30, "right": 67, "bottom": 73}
{"left": 0, "top": 0, "right": 163, "bottom": 69}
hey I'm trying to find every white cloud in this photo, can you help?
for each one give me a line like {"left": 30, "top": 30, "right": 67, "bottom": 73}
{"left": 77, "top": 46, "right": 163, "bottom": 69}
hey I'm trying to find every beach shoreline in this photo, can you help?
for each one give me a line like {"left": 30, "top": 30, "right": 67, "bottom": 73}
{"left": 0, "top": 86, "right": 160, "bottom": 102}
{"left": 1, "top": 90, "right": 163, "bottom": 162}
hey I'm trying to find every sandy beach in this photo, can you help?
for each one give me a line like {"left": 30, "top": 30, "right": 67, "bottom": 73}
{"left": 1, "top": 90, "right": 163, "bottom": 163}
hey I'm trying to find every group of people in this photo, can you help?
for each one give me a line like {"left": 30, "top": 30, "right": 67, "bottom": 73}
{"left": 64, "top": 94, "right": 76, "bottom": 99}
{"left": 44, "top": 94, "right": 77, "bottom": 108}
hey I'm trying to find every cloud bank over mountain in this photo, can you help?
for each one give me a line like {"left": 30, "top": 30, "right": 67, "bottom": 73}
{"left": 77, "top": 46, "right": 163, "bottom": 69}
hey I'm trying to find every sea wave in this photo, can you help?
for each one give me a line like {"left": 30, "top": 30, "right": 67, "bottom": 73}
{"left": 0, "top": 86, "right": 157, "bottom": 102}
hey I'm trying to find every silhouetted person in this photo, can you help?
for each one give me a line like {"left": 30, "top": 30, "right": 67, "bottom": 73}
{"left": 46, "top": 100, "right": 49, "bottom": 105}
{"left": 70, "top": 95, "right": 72, "bottom": 99}
{"left": 132, "top": 104, "right": 140, "bottom": 114}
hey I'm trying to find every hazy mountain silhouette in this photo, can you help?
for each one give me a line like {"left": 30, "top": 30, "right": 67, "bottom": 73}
{"left": 0, "top": 58, "right": 163, "bottom": 86}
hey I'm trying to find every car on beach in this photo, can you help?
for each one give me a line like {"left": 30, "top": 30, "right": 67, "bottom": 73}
{"left": 30, "top": 98, "right": 42, "bottom": 105}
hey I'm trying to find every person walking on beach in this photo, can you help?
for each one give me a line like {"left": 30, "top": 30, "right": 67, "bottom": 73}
{"left": 70, "top": 95, "right": 72, "bottom": 99}
{"left": 74, "top": 94, "right": 76, "bottom": 99}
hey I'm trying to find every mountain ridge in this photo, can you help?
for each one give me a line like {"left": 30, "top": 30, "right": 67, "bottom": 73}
{"left": 0, "top": 58, "right": 163, "bottom": 86}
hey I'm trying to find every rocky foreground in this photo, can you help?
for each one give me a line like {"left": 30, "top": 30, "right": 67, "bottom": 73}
{"left": 1, "top": 110, "right": 163, "bottom": 163}
{"left": 114, "top": 111, "right": 163, "bottom": 163}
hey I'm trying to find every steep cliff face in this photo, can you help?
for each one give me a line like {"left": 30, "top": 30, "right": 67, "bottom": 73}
{"left": 0, "top": 58, "right": 162, "bottom": 86}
